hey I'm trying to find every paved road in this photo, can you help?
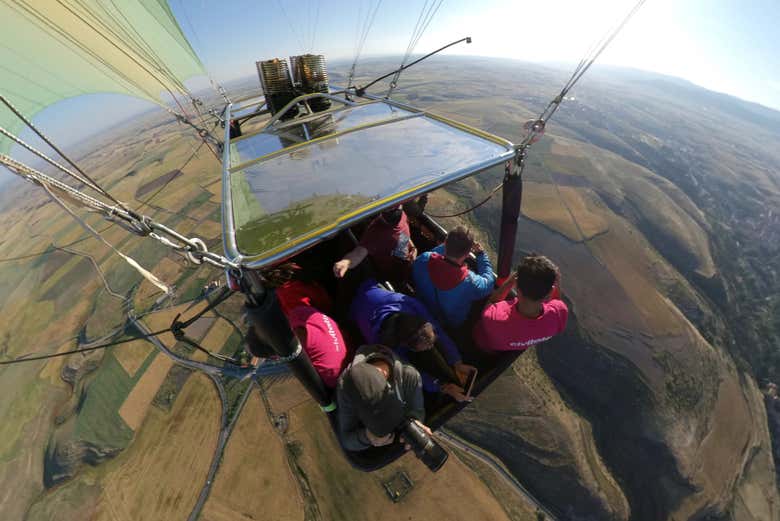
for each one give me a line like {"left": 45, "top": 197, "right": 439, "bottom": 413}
{"left": 129, "top": 312, "right": 288, "bottom": 521}
{"left": 129, "top": 314, "right": 232, "bottom": 521}
{"left": 437, "top": 429, "right": 559, "bottom": 521}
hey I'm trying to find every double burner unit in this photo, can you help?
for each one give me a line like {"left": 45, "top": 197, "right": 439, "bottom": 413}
{"left": 256, "top": 54, "right": 331, "bottom": 119}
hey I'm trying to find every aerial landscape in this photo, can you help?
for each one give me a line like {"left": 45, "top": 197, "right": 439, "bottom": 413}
{"left": 2, "top": 1, "right": 780, "bottom": 521}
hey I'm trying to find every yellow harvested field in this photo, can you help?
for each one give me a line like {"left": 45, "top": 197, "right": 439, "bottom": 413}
{"left": 192, "top": 319, "right": 234, "bottom": 362}
{"left": 201, "top": 390, "right": 303, "bottom": 521}
{"left": 118, "top": 353, "right": 174, "bottom": 430}
{"left": 114, "top": 339, "right": 154, "bottom": 378}
{"left": 523, "top": 182, "right": 608, "bottom": 241}
{"left": 285, "top": 397, "right": 513, "bottom": 521}
{"left": 550, "top": 138, "right": 587, "bottom": 157}
{"left": 97, "top": 374, "right": 220, "bottom": 521}
{"left": 264, "top": 375, "right": 312, "bottom": 414}
{"left": 202, "top": 319, "right": 234, "bottom": 353}
{"left": 588, "top": 214, "right": 685, "bottom": 336}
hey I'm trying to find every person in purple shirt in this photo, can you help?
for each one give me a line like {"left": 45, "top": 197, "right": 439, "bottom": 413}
{"left": 349, "top": 279, "right": 475, "bottom": 402}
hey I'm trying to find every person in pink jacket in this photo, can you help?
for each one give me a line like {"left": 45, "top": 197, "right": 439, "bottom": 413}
{"left": 474, "top": 255, "right": 568, "bottom": 352}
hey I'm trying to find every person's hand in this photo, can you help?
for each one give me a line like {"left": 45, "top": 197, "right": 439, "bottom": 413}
{"left": 399, "top": 420, "right": 434, "bottom": 451}
{"left": 471, "top": 242, "right": 484, "bottom": 255}
{"left": 333, "top": 259, "right": 350, "bottom": 278}
{"left": 453, "top": 361, "right": 477, "bottom": 386}
{"left": 407, "top": 242, "right": 417, "bottom": 261}
{"left": 441, "top": 383, "right": 470, "bottom": 402}
{"left": 365, "top": 429, "right": 394, "bottom": 447}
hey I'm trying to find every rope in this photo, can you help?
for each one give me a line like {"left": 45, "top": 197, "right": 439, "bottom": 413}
{"left": 425, "top": 0, "right": 646, "bottom": 219}
{"left": 175, "top": 0, "right": 229, "bottom": 102}
{"left": 41, "top": 182, "right": 172, "bottom": 294}
{"left": 1, "top": 151, "right": 238, "bottom": 270}
{"left": 0, "top": 126, "right": 104, "bottom": 194}
{"left": 426, "top": 179, "right": 504, "bottom": 218}
{"left": 517, "top": 0, "right": 646, "bottom": 149}
{"left": 0, "top": 328, "right": 172, "bottom": 366}
{"left": 276, "top": 0, "right": 307, "bottom": 54}
{"left": 387, "top": 0, "right": 445, "bottom": 98}
{"left": 0, "top": 94, "right": 130, "bottom": 211}
{"left": 171, "top": 286, "right": 246, "bottom": 366}
{"left": 0, "top": 135, "right": 211, "bottom": 263}
{"left": 346, "top": 0, "right": 383, "bottom": 92}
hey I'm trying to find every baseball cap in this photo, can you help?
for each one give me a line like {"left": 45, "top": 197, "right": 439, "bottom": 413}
{"left": 342, "top": 351, "right": 404, "bottom": 437}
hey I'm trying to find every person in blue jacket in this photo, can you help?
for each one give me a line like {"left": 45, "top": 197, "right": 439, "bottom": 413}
{"left": 412, "top": 226, "right": 496, "bottom": 327}
{"left": 349, "top": 279, "right": 475, "bottom": 402}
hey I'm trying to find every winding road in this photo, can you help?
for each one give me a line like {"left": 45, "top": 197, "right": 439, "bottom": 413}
{"left": 129, "top": 312, "right": 289, "bottom": 521}
{"left": 437, "top": 428, "right": 559, "bottom": 521}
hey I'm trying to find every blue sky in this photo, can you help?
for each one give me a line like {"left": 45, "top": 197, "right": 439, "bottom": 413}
{"left": 3, "top": 0, "right": 780, "bottom": 174}
{"left": 168, "top": 0, "right": 780, "bottom": 110}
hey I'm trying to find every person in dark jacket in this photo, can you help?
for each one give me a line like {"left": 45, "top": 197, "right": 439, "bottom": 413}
{"left": 337, "top": 344, "right": 427, "bottom": 451}
{"left": 412, "top": 226, "right": 495, "bottom": 327}
{"left": 349, "top": 279, "right": 474, "bottom": 402}
{"left": 332, "top": 205, "right": 416, "bottom": 288}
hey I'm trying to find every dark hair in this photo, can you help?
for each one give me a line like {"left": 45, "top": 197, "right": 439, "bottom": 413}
{"left": 262, "top": 262, "right": 302, "bottom": 288}
{"left": 380, "top": 313, "right": 435, "bottom": 351}
{"left": 516, "top": 254, "right": 558, "bottom": 301}
{"left": 444, "top": 226, "right": 474, "bottom": 258}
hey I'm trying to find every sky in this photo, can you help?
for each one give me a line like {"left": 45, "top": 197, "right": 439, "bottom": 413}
{"left": 2, "top": 0, "right": 780, "bottom": 177}
{"left": 168, "top": 0, "right": 780, "bottom": 111}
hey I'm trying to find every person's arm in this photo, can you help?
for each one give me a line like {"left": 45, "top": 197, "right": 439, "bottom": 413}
{"left": 413, "top": 301, "right": 461, "bottom": 365}
{"left": 487, "top": 273, "right": 517, "bottom": 306}
{"left": 333, "top": 246, "right": 368, "bottom": 278}
{"left": 337, "top": 387, "right": 372, "bottom": 451}
{"left": 402, "top": 366, "right": 426, "bottom": 422}
{"left": 470, "top": 248, "right": 496, "bottom": 298}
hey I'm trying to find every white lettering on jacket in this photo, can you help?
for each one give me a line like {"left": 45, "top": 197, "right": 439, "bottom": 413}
{"left": 508, "top": 336, "right": 552, "bottom": 348}
{"left": 321, "top": 315, "right": 340, "bottom": 352}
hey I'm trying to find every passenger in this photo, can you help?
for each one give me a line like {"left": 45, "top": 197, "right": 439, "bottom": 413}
{"left": 349, "top": 279, "right": 475, "bottom": 402}
{"left": 474, "top": 255, "right": 568, "bottom": 352}
{"left": 412, "top": 225, "right": 495, "bottom": 327}
{"left": 264, "top": 262, "right": 333, "bottom": 315}
{"left": 264, "top": 263, "right": 348, "bottom": 388}
{"left": 285, "top": 305, "right": 349, "bottom": 388}
{"left": 337, "top": 344, "right": 428, "bottom": 451}
{"left": 332, "top": 205, "right": 416, "bottom": 288}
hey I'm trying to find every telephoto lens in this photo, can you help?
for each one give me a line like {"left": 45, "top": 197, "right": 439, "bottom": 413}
{"left": 399, "top": 419, "right": 448, "bottom": 472}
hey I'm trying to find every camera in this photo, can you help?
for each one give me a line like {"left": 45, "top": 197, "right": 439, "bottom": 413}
{"left": 399, "top": 419, "right": 448, "bottom": 472}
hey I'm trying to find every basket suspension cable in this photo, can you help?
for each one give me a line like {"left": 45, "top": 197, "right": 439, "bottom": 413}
{"left": 0, "top": 328, "right": 174, "bottom": 366}
{"left": 346, "top": 0, "right": 384, "bottom": 93}
{"left": 0, "top": 126, "right": 106, "bottom": 195}
{"left": 0, "top": 94, "right": 130, "bottom": 212}
{"left": 0, "top": 153, "right": 239, "bottom": 270}
{"left": 426, "top": 0, "right": 646, "bottom": 218}
{"left": 386, "top": 0, "right": 445, "bottom": 98}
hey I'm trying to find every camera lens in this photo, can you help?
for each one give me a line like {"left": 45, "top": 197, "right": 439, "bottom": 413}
{"left": 400, "top": 420, "right": 448, "bottom": 472}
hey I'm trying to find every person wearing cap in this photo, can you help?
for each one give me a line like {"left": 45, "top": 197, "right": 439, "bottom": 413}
{"left": 337, "top": 344, "right": 427, "bottom": 451}
{"left": 349, "top": 279, "right": 475, "bottom": 402}
{"left": 412, "top": 225, "right": 495, "bottom": 327}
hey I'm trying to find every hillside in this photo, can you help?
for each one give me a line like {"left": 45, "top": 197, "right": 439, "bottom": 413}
{"left": 334, "top": 57, "right": 780, "bottom": 520}
{"left": 1, "top": 57, "right": 778, "bottom": 521}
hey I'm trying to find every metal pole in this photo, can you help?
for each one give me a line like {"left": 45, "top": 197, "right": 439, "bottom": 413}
{"left": 496, "top": 152, "right": 525, "bottom": 279}
{"left": 242, "top": 272, "right": 332, "bottom": 407}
